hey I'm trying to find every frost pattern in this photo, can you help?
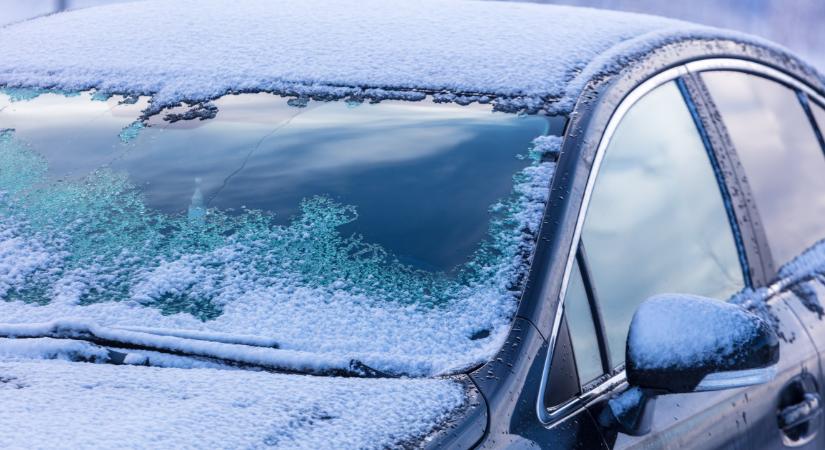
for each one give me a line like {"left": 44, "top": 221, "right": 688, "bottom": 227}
{"left": 118, "top": 121, "right": 144, "bottom": 143}
{"left": 0, "top": 130, "right": 560, "bottom": 375}
{"left": 1, "top": 88, "right": 79, "bottom": 103}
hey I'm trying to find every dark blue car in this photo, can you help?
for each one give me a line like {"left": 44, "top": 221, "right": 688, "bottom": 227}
{"left": 0, "top": 1, "right": 824, "bottom": 448}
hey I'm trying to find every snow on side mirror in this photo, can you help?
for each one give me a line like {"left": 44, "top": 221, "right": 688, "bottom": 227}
{"left": 599, "top": 294, "right": 779, "bottom": 437}
{"left": 625, "top": 294, "right": 779, "bottom": 394}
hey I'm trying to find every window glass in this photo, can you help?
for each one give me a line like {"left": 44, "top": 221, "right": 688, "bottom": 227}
{"left": 0, "top": 92, "right": 550, "bottom": 273}
{"left": 581, "top": 81, "right": 744, "bottom": 366}
{"left": 702, "top": 71, "right": 825, "bottom": 267}
{"left": 564, "top": 259, "right": 603, "bottom": 385}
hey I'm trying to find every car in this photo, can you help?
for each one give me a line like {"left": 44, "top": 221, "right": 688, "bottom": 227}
{"left": 1, "top": 0, "right": 824, "bottom": 449}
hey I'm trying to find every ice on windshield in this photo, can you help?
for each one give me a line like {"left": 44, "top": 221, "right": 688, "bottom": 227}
{"left": 0, "top": 90, "right": 561, "bottom": 376}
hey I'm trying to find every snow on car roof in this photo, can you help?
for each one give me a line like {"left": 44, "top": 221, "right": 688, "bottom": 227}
{"left": 0, "top": 0, "right": 802, "bottom": 114}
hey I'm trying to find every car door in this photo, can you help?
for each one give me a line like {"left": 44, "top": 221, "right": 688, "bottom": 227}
{"left": 546, "top": 76, "right": 820, "bottom": 449}
{"left": 699, "top": 68, "right": 825, "bottom": 448}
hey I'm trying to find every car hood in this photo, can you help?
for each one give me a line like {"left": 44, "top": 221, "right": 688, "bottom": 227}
{"left": 0, "top": 356, "right": 466, "bottom": 449}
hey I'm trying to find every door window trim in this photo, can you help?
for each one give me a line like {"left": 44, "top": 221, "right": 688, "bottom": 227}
{"left": 536, "top": 58, "right": 825, "bottom": 427}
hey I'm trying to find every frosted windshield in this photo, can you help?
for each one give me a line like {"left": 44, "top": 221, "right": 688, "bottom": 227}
{"left": 0, "top": 90, "right": 559, "bottom": 375}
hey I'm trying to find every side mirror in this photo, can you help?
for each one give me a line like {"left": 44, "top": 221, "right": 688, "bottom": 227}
{"left": 602, "top": 294, "right": 779, "bottom": 436}
{"left": 626, "top": 294, "right": 779, "bottom": 393}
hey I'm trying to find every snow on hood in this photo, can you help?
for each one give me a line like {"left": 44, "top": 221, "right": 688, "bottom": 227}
{"left": 0, "top": 358, "right": 466, "bottom": 449}
{"left": 0, "top": 0, "right": 801, "bottom": 114}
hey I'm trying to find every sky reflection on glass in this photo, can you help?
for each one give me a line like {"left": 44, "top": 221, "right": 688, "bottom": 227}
{"left": 703, "top": 72, "right": 825, "bottom": 267}
{"left": 0, "top": 92, "right": 550, "bottom": 272}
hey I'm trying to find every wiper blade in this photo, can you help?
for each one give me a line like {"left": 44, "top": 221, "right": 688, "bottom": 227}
{"left": 0, "top": 320, "right": 391, "bottom": 378}
{"left": 110, "top": 325, "right": 281, "bottom": 349}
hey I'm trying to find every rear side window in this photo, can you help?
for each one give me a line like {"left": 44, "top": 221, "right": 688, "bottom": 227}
{"left": 702, "top": 71, "right": 825, "bottom": 267}
{"left": 580, "top": 81, "right": 745, "bottom": 366}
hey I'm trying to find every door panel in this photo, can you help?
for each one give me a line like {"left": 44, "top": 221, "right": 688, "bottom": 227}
{"left": 780, "top": 283, "right": 825, "bottom": 447}
{"left": 600, "top": 389, "right": 749, "bottom": 450}
{"left": 739, "top": 293, "right": 822, "bottom": 449}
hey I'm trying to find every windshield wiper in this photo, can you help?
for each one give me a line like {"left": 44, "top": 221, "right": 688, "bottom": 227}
{"left": 109, "top": 325, "right": 282, "bottom": 348}
{"left": 0, "top": 320, "right": 391, "bottom": 378}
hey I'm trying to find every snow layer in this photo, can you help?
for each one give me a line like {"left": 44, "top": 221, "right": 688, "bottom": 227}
{"left": 0, "top": 0, "right": 810, "bottom": 114}
{"left": 0, "top": 337, "right": 110, "bottom": 362}
{"left": 0, "top": 117, "right": 561, "bottom": 377}
{"left": 628, "top": 294, "right": 764, "bottom": 370}
{"left": 0, "top": 359, "right": 465, "bottom": 449}
{"left": 731, "top": 239, "right": 825, "bottom": 328}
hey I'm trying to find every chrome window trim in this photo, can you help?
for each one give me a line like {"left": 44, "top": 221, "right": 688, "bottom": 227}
{"left": 695, "top": 366, "right": 777, "bottom": 391}
{"left": 536, "top": 57, "right": 825, "bottom": 427}
{"left": 543, "top": 372, "right": 628, "bottom": 422}
{"left": 685, "top": 58, "right": 825, "bottom": 107}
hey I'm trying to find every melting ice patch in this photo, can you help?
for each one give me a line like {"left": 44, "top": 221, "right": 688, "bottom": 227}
{"left": 0, "top": 130, "right": 561, "bottom": 376}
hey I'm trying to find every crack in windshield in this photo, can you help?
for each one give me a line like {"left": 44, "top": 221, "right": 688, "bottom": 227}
{"left": 207, "top": 104, "right": 314, "bottom": 208}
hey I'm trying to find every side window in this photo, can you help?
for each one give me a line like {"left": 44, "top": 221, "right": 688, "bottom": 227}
{"left": 702, "top": 71, "right": 825, "bottom": 267}
{"left": 580, "top": 81, "right": 745, "bottom": 367}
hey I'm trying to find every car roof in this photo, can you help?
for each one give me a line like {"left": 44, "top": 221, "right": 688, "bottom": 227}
{"left": 0, "top": 0, "right": 818, "bottom": 114}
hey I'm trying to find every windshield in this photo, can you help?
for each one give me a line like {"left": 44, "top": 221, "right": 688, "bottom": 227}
{"left": 0, "top": 89, "right": 562, "bottom": 376}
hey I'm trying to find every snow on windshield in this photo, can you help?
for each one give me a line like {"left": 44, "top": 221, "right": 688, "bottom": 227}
{"left": 0, "top": 90, "right": 562, "bottom": 376}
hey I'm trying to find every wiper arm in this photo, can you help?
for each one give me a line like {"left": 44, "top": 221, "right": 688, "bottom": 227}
{"left": 0, "top": 320, "right": 391, "bottom": 378}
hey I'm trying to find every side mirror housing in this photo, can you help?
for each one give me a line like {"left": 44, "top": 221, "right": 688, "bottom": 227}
{"left": 626, "top": 294, "right": 779, "bottom": 394}
{"left": 602, "top": 294, "right": 779, "bottom": 436}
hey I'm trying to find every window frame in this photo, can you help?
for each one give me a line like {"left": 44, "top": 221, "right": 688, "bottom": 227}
{"left": 536, "top": 58, "right": 825, "bottom": 427}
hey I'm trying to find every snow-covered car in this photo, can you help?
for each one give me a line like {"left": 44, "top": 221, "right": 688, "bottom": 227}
{"left": 1, "top": 0, "right": 825, "bottom": 449}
